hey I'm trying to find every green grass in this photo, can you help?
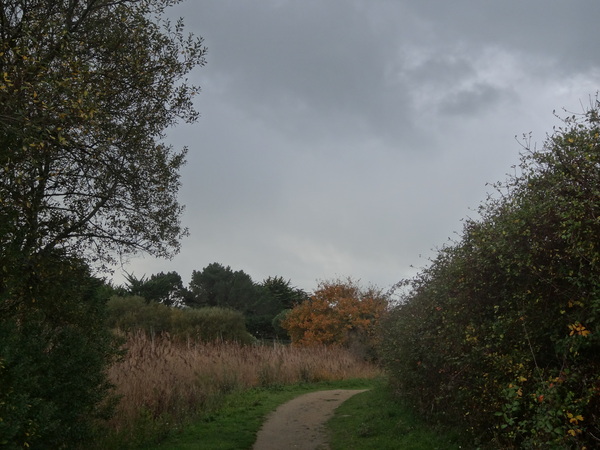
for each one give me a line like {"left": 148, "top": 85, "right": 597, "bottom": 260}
{"left": 97, "top": 378, "right": 463, "bottom": 449}
{"left": 327, "top": 379, "right": 464, "bottom": 450}
{"left": 144, "top": 378, "right": 375, "bottom": 450}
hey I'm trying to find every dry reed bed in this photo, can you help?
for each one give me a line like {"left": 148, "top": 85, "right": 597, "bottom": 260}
{"left": 108, "top": 332, "right": 380, "bottom": 429}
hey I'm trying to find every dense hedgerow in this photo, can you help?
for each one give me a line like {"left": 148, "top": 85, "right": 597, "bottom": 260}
{"left": 107, "top": 296, "right": 255, "bottom": 344}
{"left": 380, "top": 101, "right": 600, "bottom": 448}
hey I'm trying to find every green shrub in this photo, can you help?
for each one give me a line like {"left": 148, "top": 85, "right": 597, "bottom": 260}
{"left": 170, "top": 307, "right": 255, "bottom": 344}
{"left": 0, "top": 255, "right": 118, "bottom": 449}
{"left": 381, "top": 103, "right": 600, "bottom": 448}
{"left": 107, "top": 295, "right": 171, "bottom": 336}
{"left": 107, "top": 296, "right": 255, "bottom": 343}
{"left": 271, "top": 309, "right": 292, "bottom": 341}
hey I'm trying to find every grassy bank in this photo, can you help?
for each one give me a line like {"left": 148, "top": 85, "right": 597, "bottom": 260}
{"left": 328, "top": 380, "right": 464, "bottom": 449}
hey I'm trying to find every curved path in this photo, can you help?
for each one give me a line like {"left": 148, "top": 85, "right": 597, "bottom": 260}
{"left": 253, "top": 389, "right": 368, "bottom": 450}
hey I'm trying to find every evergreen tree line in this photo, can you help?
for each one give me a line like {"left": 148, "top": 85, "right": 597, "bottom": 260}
{"left": 112, "top": 262, "right": 308, "bottom": 340}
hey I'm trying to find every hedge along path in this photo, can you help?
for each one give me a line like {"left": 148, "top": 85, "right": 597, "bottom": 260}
{"left": 253, "top": 389, "right": 369, "bottom": 450}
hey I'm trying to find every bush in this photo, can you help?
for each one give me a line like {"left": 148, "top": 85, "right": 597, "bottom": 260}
{"left": 170, "top": 307, "right": 255, "bottom": 344}
{"left": 0, "top": 255, "right": 118, "bottom": 449}
{"left": 107, "top": 296, "right": 255, "bottom": 343}
{"left": 380, "top": 102, "right": 600, "bottom": 448}
{"left": 282, "top": 277, "right": 388, "bottom": 358}
{"left": 107, "top": 295, "right": 172, "bottom": 336}
{"left": 271, "top": 309, "right": 292, "bottom": 341}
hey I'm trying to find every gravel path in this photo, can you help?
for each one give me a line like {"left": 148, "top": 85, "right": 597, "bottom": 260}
{"left": 252, "top": 389, "right": 368, "bottom": 450}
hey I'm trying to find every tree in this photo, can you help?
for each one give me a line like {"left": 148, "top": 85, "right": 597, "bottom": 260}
{"left": 257, "top": 276, "right": 308, "bottom": 340}
{"left": 124, "top": 271, "right": 191, "bottom": 306}
{"left": 0, "top": 253, "right": 118, "bottom": 448}
{"left": 0, "top": 1, "right": 205, "bottom": 446}
{"left": 188, "top": 265, "right": 307, "bottom": 339}
{"left": 0, "top": 0, "right": 206, "bottom": 269}
{"left": 188, "top": 262, "right": 268, "bottom": 337}
{"left": 188, "top": 263, "right": 258, "bottom": 310}
{"left": 261, "top": 276, "right": 308, "bottom": 310}
{"left": 282, "top": 277, "right": 388, "bottom": 352}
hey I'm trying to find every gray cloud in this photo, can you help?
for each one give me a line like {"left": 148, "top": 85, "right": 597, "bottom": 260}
{"left": 439, "top": 83, "right": 514, "bottom": 116}
{"left": 117, "top": 0, "right": 600, "bottom": 292}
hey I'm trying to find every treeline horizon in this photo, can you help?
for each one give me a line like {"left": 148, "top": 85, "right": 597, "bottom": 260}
{"left": 106, "top": 262, "right": 309, "bottom": 340}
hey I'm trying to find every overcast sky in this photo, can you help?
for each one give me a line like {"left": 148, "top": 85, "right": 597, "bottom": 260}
{"left": 116, "top": 0, "right": 600, "bottom": 293}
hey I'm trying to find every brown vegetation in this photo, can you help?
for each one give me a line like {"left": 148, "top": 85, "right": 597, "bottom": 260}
{"left": 106, "top": 332, "right": 380, "bottom": 432}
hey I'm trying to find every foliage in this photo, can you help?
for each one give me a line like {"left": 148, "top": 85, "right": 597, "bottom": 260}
{"left": 124, "top": 271, "right": 192, "bottom": 306}
{"left": 107, "top": 295, "right": 172, "bottom": 337}
{"left": 188, "top": 263, "right": 259, "bottom": 310}
{"left": 380, "top": 101, "right": 600, "bottom": 448}
{"left": 250, "top": 276, "right": 308, "bottom": 340}
{"left": 261, "top": 276, "right": 308, "bottom": 310}
{"left": 328, "top": 379, "right": 463, "bottom": 450}
{"left": 282, "top": 278, "right": 388, "bottom": 356}
{"left": 106, "top": 296, "right": 254, "bottom": 343}
{"left": 0, "top": 0, "right": 206, "bottom": 266}
{"left": 0, "top": 255, "right": 119, "bottom": 449}
{"left": 170, "top": 307, "right": 254, "bottom": 344}
{"left": 0, "top": 1, "right": 205, "bottom": 447}
{"left": 188, "top": 264, "right": 306, "bottom": 339}
{"left": 272, "top": 308, "right": 292, "bottom": 340}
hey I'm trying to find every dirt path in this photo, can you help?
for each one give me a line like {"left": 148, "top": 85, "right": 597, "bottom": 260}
{"left": 252, "top": 389, "right": 368, "bottom": 450}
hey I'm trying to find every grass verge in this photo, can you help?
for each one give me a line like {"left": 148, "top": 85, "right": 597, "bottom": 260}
{"left": 144, "top": 378, "right": 375, "bottom": 450}
{"left": 328, "top": 379, "right": 464, "bottom": 449}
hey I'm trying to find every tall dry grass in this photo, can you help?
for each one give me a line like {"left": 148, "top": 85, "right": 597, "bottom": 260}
{"left": 106, "top": 332, "right": 380, "bottom": 432}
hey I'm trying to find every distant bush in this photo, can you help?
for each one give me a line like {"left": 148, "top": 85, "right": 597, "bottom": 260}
{"left": 380, "top": 103, "right": 600, "bottom": 448}
{"left": 107, "top": 295, "right": 171, "bottom": 336}
{"left": 170, "top": 307, "right": 255, "bottom": 344}
{"left": 188, "top": 265, "right": 307, "bottom": 339}
{"left": 282, "top": 277, "right": 388, "bottom": 360}
{"left": 107, "top": 296, "right": 254, "bottom": 343}
{"left": 271, "top": 309, "right": 292, "bottom": 341}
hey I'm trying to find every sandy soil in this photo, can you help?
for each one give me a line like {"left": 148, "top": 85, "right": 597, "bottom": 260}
{"left": 252, "top": 389, "right": 368, "bottom": 450}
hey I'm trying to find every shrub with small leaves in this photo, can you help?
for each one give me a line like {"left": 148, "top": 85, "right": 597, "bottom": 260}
{"left": 380, "top": 99, "right": 600, "bottom": 448}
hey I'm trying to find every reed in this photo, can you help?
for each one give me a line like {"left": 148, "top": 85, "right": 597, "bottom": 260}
{"left": 105, "top": 332, "right": 380, "bottom": 436}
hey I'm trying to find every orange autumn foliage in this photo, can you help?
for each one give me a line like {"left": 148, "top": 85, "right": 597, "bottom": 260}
{"left": 281, "top": 278, "right": 388, "bottom": 347}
